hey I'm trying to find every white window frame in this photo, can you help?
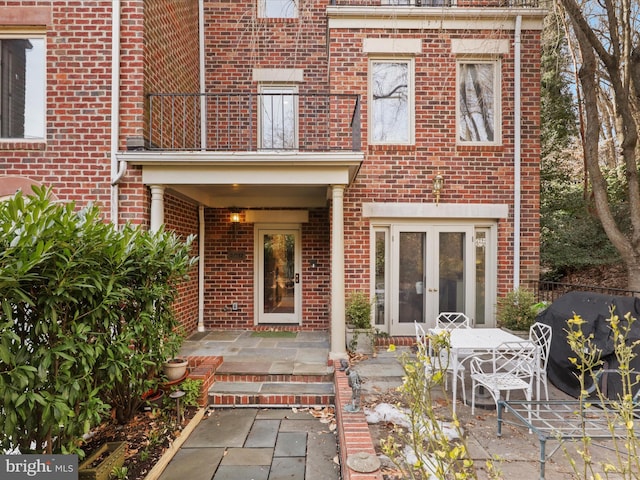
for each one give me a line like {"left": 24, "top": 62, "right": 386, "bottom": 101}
{"left": 258, "top": 84, "right": 298, "bottom": 150}
{"left": 369, "top": 58, "right": 414, "bottom": 145}
{"left": 456, "top": 58, "right": 501, "bottom": 145}
{"left": 258, "top": 0, "right": 298, "bottom": 18}
{"left": 0, "top": 33, "right": 46, "bottom": 140}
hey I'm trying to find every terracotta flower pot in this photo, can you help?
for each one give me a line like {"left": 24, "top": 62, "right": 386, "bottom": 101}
{"left": 163, "top": 358, "right": 188, "bottom": 381}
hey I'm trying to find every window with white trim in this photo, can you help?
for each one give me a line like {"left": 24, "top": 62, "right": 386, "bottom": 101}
{"left": 259, "top": 0, "right": 298, "bottom": 18}
{"left": 457, "top": 60, "right": 500, "bottom": 144}
{"left": 1, "top": 36, "right": 45, "bottom": 139}
{"left": 370, "top": 59, "right": 413, "bottom": 144}
{"left": 259, "top": 85, "right": 298, "bottom": 150}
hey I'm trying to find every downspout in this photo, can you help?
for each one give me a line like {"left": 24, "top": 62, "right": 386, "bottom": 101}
{"left": 110, "top": 0, "right": 127, "bottom": 227}
{"left": 513, "top": 15, "right": 522, "bottom": 288}
{"left": 197, "top": 0, "right": 206, "bottom": 332}
{"left": 199, "top": 0, "right": 206, "bottom": 150}
{"left": 198, "top": 205, "right": 205, "bottom": 331}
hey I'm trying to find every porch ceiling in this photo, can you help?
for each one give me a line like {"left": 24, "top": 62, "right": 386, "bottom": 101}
{"left": 120, "top": 150, "right": 363, "bottom": 208}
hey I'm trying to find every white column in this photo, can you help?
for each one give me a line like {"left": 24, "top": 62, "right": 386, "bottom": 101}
{"left": 149, "top": 185, "right": 165, "bottom": 233}
{"left": 330, "top": 185, "right": 347, "bottom": 359}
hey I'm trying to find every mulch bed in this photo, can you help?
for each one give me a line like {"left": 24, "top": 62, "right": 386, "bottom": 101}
{"left": 80, "top": 406, "right": 199, "bottom": 480}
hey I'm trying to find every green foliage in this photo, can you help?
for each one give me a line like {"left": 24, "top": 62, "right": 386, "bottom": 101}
{"left": 496, "top": 288, "right": 539, "bottom": 331}
{"left": 94, "top": 224, "right": 195, "bottom": 424}
{"left": 110, "top": 466, "right": 128, "bottom": 480}
{"left": 345, "top": 292, "right": 372, "bottom": 329}
{"left": 168, "top": 378, "right": 203, "bottom": 407}
{"left": 539, "top": 10, "right": 626, "bottom": 279}
{"left": 563, "top": 312, "right": 640, "bottom": 477}
{"left": 540, "top": 11, "right": 577, "bottom": 159}
{"left": 0, "top": 187, "right": 196, "bottom": 454}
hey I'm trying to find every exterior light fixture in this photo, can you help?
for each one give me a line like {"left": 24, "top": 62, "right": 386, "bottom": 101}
{"left": 432, "top": 173, "right": 444, "bottom": 206}
{"left": 229, "top": 208, "right": 241, "bottom": 240}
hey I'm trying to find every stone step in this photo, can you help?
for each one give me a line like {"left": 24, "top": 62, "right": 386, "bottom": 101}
{"left": 208, "top": 381, "right": 335, "bottom": 407}
{"left": 214, "top": 360, "right": 334, "bottom": 379}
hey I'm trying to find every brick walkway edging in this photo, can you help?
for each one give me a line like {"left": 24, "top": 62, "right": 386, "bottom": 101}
{"left": 334, "top": 360, "right": 384, "bottom": 480}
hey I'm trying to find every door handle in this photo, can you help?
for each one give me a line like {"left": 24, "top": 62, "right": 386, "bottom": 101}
{"left": 295, "top": 273, "right": 300, "bottom": 283}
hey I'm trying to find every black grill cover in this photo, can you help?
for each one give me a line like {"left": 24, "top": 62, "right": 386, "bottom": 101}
{"left": 536, "top": 291, "right": 640, "bottom": 398}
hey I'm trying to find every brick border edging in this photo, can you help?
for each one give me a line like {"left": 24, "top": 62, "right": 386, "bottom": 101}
{"left": 334, "top": 360, "right": 384, "bottom": 480}
{"left": 186, "top": 355, "right": 223, "bottom": 406}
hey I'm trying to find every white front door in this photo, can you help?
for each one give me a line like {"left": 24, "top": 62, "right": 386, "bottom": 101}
{"left": 256, "top": 227, "right": 301, "bottom": 324}
{"left": 389, "top": 225, "right": 475, "bottom": 335}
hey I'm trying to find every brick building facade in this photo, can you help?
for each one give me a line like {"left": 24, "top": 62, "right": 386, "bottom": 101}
{"left": 1, "top": 0, "right": 544, "bottom": 356}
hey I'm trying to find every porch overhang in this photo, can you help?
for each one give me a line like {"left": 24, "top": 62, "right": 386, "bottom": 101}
{"left": 119, "top": 150, "right": 363, "bottom": 208}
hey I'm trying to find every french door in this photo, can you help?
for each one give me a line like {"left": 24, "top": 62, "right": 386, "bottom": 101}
{"left": 256, "top": 227, "right": 301, "bottom": 324}
{"left": 389, "top": 225, "right": 475, "bottom": 335}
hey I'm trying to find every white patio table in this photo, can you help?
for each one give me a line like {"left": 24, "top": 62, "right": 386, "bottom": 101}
{"left": 428, "top": 327, "right": 536, "bottom": 413}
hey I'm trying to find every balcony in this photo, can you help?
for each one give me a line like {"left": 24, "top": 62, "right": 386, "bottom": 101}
{"left": 146, "top": 93, "right": 361, "bottom": 153}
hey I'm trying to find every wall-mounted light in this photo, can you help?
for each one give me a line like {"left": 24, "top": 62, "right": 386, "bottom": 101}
{"left": 432, "top": 173, "right": 444, "bottom": 206}
{"left": 229, "top": 208, "right": 241, "bottom": 240}
{"left": 310, "top": 259, "right": 318, "bottom": 269}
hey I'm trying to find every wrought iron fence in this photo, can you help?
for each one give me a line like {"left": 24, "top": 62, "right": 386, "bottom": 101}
{"left": 527, "top": 280, "right": 640, "bottom": 303}
{"left": 146, "top": 92, "right": 361, "bottom": 152}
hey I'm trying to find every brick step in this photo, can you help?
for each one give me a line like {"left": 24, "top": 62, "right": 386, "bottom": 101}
{"left": 208, "top": 381, "right": 335, "bottom": 407}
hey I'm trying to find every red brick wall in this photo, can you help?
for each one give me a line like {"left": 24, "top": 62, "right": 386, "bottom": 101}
{"left": 328, "top": 28, "right": 541, "bottom": 296}
{"left": 144, "top": 0, "right": 200, "bottom": 149}
{"left": 1, "top": 2, "right": 113, "bottom": 212}
{"left": 203, "top": 1, "right": 327, "bottom": 93}
{"left": 203, "top": 208, "right": 331, "bottom": 330}
{"left": 164, "top": 192, "right": 201, "bottom": 334}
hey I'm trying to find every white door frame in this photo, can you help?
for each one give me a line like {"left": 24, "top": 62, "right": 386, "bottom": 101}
{"left": 388, "top": 223, "right": 475, "bottom": 336}
{"left": 254, "top": 224, "right": 302, "bottom": 324}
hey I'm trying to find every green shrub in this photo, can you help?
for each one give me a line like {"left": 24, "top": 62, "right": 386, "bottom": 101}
{"left": 0, "top": 187, "right": 195, "bottom": 454}
{"left": 345, "top": 292, "right": 372, "bottom": 329}
{"left": 496, "top": 288, "right": 540, "bottom": 331}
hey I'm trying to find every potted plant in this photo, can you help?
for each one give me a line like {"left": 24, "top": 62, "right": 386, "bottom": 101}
{"left": 162, "top": 357, "right": 189, "bottom": 381}
{"left": 345, "top": 291, "right": 375, "bottom": 354}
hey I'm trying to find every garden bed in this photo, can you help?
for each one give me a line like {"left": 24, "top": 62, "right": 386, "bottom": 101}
{"left": 80, "top": 407, "right": 200, "bottom": 480}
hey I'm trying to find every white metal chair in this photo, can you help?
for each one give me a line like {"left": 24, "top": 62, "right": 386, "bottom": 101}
{"left": 436, "top": 312, "right": 472, "bottom": 330}
{"left": 529, "top": 322, "right": 553, "bottom": 400}
{"left": 414, "top": 322, "right": 467, "bottom": 403}
{"left": 469, "top": 341, "right": 536, "bottom": 414}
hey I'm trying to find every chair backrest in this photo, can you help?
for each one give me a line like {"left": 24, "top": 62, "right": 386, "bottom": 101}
{"left": 415, "top": 322, "right": 428, "bottom": 349}
{"left": 492, "top": 341, "right": 537, "bottom": 379}
{"left": 436, "top": 312, "right": 471, "bottom": 330}
{"left": 529, "top": 322, "right": 553, "bottom": 369}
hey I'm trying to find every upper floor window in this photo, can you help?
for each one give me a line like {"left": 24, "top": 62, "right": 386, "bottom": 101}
{"left": 370, "top": 59, "right": 413, "bottom": 145}
{"left": 259, "top": 0, "right": 298, "bottom": 18}
{"left": 259, "top": 85, "right": 298, "bottom": 149}
{"left": 1, "top": 37, "right": 45, "bottom": 139}
{"left": 457, "top": 60, "right": 500, "bottom": 144}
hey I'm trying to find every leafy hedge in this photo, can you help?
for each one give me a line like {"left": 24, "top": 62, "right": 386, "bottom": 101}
{"left": 0, "top": 187, "right": 195, "bottom": 454}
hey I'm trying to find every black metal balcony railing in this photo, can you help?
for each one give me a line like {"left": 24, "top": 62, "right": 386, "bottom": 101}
{"left": 146, "top": 93, "right": 361, "bottom": 152}
{"left": 329, "top": 0, "right": 542, "bottom": 7}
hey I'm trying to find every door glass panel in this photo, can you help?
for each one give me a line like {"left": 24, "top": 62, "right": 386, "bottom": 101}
{"left": 475, "top": 230, "right": 487, "bottom": 325}
{"left": 438, "top": 232, "right": 465, "bottom": 313}
{"left": 398, "top": 232, "right": 425, "bottom": 323}
{"left": 263, "top": 233, "right": 295, "bottom": 314}
{"left": 375, "top": 231, "right": 386, "bottom": 325}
